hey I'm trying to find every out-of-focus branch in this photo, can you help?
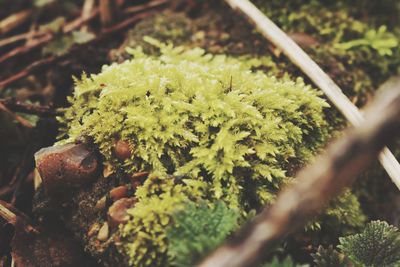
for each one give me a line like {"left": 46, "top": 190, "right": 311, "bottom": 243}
{"left": 0, "top": 98, "right": 60, "bottom": 117}
{"left": 199, "top": 83, "right": 400, "bottom": 267}
{"left": 223, "top": 0, "right": 400, "bottom": 189}
{"left": 0, "top": 200, "right": 38, "bottom": 234}
{"left": 0, "top": 9, "right": 33, "bottom": 35}
{"left": 99, "top": 0, "right": 114, "bottom": 27}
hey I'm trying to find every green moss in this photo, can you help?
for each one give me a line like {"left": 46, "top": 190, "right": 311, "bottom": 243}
{"left": 120, "top": 175, "right": 208, "bottom": 266}
{"left": 59, "top": 39, "right": 366, "bottom": 266}
{"left": 252, "top": 0, "right": 400, "bottom": 106}
{"left": 60, "top": 38, "right": 328, "bottom": 208}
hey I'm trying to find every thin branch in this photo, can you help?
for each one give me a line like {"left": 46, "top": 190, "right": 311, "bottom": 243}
{"left": 199, "top": 80, "right": 400, "bottom": 267}
{"left": 0, "top": 102, "right": 33, "bottom": 128}
{"left": 0, "top": 9, "right": 33, "bottom": 35}
{"left": 0, "top": 200, "right": 38, "bottom": 234}
{"left": 99, "top": 0, "right": 114, "bottom": 27}
{"left": 0, "top": 8, "right": 99, "bottom": 66}
{"left": 0, "top": 31, "right": 47, "bottom": 48}
{"left": 0, "top": 98, "right": 60, "bottom": 117}
{"left": 123, "top": 0, "right": 169, "bottom": 14}
{"left": 0, "top": 56, "right": 55, "bottom": 89}
{"left": 223, "top": 0, "right": 400, "bottom": 190}
{"left": 81, "top": 0, "right": 96, "bottom": 32}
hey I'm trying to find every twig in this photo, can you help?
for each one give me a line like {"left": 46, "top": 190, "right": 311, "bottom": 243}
{"left": 223, "top": 0, "right": 400, "bottom": 190}
{"left": 0, "top": 102, "right": 33, "bottom": 128}
{"left": 123, "top": 0, "right": 169, "bottom": 14}
{"left": 81, "top": 0, "right": 96, "bottom": 32}
{"left": 0, "top": 200, "right": 38, "bottom": 234}
{"left": 0, "top": 56, "right": 55, "bottom": 89}
{"left": 0, "top": 31, "right": 47, "bottom": 48}
{"left": 0, "top": 8, "right": 99, "bottom": 66}
{"left": 99, "top": 0, "right": 114, "bottom": 27}
{"left": 0, "top": 98, "right": 60, "bottom": 116}
{"left": 0, "top": 9, "right": 33, "bottom": 35}
{"left": 199, "top": 80, "right": 400, "bottom": 267}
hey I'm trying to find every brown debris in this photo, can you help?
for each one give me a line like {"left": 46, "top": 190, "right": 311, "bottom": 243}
{"left": 109, "top": 185, "right": 128, "bottom": 201}
{"left": 113, "top": 140, "right": 133, "bottom": 161}
{"left": 107, "top": 197, "right": 135, "bottom": 229}
{"left": 97, "top": 222, "right": 109, "bottom": 241}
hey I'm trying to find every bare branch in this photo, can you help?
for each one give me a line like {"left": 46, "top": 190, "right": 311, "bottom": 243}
{"left": 199, "top": 83, "right": 400, "bottom": 267}
{"left": 0, "top": 200, "right": 38, "bottom": 234}
{"left": 223, "top": 0, "right": 400, "bottom": 190}
{"left": 0, "top": 98, "right": 60, "bottom": 117}
{"left": 99, "top": 0, "right": 114, "bottom": 27}
{"left": 0, "top": 9, "right": 32, "bottom": 35}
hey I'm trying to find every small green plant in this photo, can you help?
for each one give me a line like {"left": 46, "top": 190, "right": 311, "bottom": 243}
{"left": 312, "top": 246, "right": 351, "bottom": 267}
{"left": 334, "top": 26, "right": 398, "bottom": 56}
{"left": 167, "top": 201, "right": 239, "bottom": 267}
{"left": 263, "top": 256, "right": 309, "bottom": 267}
{"left": 313, "top": 221, "right": 400, "bottom": 267}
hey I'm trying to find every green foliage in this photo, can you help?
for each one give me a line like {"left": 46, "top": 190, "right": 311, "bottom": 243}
{"left": 312, "top": 246, "right": 351, "bottom": 267}
{"left": 335, "top": 26, "right": 398, "bottom": 56}
{"left": 167, "top": 201, "right": 239, "bottom": 267}
{"left": 120, "top": 174, "right": 208, "bottom": 267}
{"left": 338, "top": 221, "right": 400, "bottom": 267}
{"left": 252, "top": 0, "right": 400, "bottom": 104}
{"left": 323, "top": 189, "right": 366, "bottom": 233}
{"left": 43, "top": 30, "right": 94, "bottom": 56}
{"left": 263, "top": 256, "right": 309, "bottom": 267}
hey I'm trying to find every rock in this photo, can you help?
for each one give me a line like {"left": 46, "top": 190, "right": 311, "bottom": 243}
{"left": 34, "top": 143, "right": 99, "bottom": 197}
{"left": 107, "top": 198, "right": 135, "bottom": 229}
{"left": 97, "top": 222, "right": 109, "bottom": 241}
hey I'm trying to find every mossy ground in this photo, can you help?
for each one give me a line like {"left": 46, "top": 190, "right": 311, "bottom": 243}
{"left": 52, "top": 1, "right": 400, "bottom": 266}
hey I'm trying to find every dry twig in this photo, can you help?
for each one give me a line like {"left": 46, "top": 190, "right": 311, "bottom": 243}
{"left": 0, "top": 9, "right": 33, "bottom": 35}
{"left": 0, "top": 200, "right": 38, "bottom": 234}
{"left": 0, "top": 98, "right": 60, "bottom": 117}
{"left": 0, "top": 102, "right": 33, "bottom": 128}
{"left": 223, "top": 0, "right": 400, "bottom": 190}
{"left": 199, "top": 80, "right": 400, "bottom": 267}
{"left": 99, "top": 0, "right": 114, "bottom": 27}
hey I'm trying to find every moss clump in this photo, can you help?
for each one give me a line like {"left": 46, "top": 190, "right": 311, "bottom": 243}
{"left": 60, "top": 38, "right": 328, "bottom": 208}
{"left": 59, "top": 39, "right": 365, "bottom": 266}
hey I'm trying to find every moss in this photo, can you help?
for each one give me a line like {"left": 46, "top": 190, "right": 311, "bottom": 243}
{"left": 120, "top": 175, "right": 208, "bottom": 266}
{"left": 59, "top": 38, "right": 368, "bottom": 266}
{"left": 59, "top": 39, "right": 328, "bottom": 208}
{"left": 252, "top": 0, "right": 400, "bottom": 106}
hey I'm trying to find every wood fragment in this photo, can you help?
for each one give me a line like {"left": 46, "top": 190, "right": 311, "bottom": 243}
{"left": 0, "top": 98, "right": 60, "bottom": 117}
{"left": 0, "top": 9, "right": 32, "bottom": 35}
{"left": 0, "top": 102, "right": 33, "bottom": 128}
{"left": 123, "top": 0, "right": 169, "bottom": 14}
{"left": 223, "top": 0, "right": 400, "bottom": 190}
{"left": 199, "top": 82, "right": 400, "bottom": 267}
{"left": 0, "top": 200, "right": 38, "bottom": 234}
{"left": 81, "top": 0, "right": 96, "bottom": 32}
{"left": 99, "top": 0, "right": 114, "bottom": 27}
